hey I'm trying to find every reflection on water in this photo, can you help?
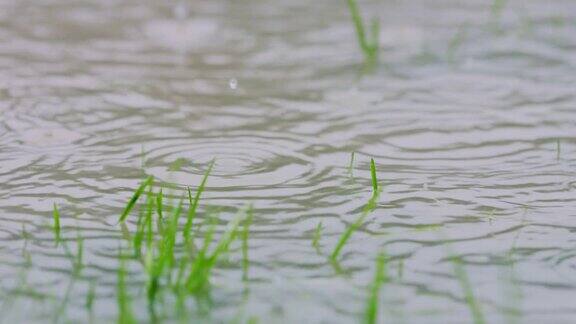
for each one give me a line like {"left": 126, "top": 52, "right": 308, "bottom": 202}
{"left": 0, "top": 0, "right": 575, "bottom": 322}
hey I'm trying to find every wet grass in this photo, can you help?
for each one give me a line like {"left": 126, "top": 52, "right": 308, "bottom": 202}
{"left": 450, "top": 256, "right": 486, "bottom": 324}
{"left": 14, "top": 156, "right": 526, "bottom": 324}
{"left": 119, "top": 176, "right": 153, "bottom": 223}
{"left": 331, "top": 158, "right": 380, "bottom": 261}
{"left": 348, "top": 152, "right": 356, "bottom": 176}
{"left": 312, "top": 221, "right": 323, "bottom": 251}
{"left": 364, "top": 251, "right": 388, "bottom": 324}
{"left": 346, "top": 0, "right": 380, "bottom": 68}
{"left": 52, "top": 203, "right": 61, "bottom": 245}
{"left": 242, "top": 205, "right": 254, "bottom": 281}
{"left": 117, "top": 255, "right": 137, "bottom": 324}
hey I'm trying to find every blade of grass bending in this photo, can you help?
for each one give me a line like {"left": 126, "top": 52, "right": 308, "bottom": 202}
{"left": 184, "top": 160, "right": 215, "bottom": 245}
{"left": 331, "top": 158, "right": 381, "bottom": 261}
{"left": 52, "top": 203, "right": 61, "bottom": 245}
{"left": 242, "top": 205, "right": 254, "bottom": 281}
{"left": 119, "top": 176, "right": 153, "bottom": 223}
{"left": 364, "top": 251, "right": 388, "bottom": 324}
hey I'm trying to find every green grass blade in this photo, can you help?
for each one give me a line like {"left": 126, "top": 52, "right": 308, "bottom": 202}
{"left": 331, "top": 158, "right": 381, "bottom": 261}
{"left": 364, "top": 251, "right": 387, "bottom": 324}
{"left": 348, "top": 152, "right": 356, "bottom": 176}
{"left": 242, "top": 205, "right": 254, "bottom": 281}
{"left": 117, "top": 256, "right": 136, "bottom": 324}
{"left": 346, "top": 0, "right": 380, "bottom": 66}
{"left": 451, "top": 256, "right": 486, "bottom": 324}
{"left": 347, "top": 0, "right": 368, "bottom": 53}
{"left": 330, "top": 212, "right": 369, "bottom": 261}
{"left": 119, "top": 176, "right": 153, "bottom": 223}
{"left": 312, "top": 221, "right": 323, "bottom": 250}
{"left": 75, "top": 236, "right": 84, "bottom": 276}
{"left": 184, "top": 160, "right": 215, "bottom": 244}
{"left": 370, "top": 158, "right": 378, "bottom": 193}
{"left": 52, "top": 203, "right": 61, "bottom": 245}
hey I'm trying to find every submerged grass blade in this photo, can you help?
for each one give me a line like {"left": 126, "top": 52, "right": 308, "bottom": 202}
{"left": 52, "top": 203, "right": 61, "bottom": 245}
{"left": 451, "top": 256, "right": 486, "bottom": 324}
{"left": 348, "top": 152, "right": 356, "bottom": 176}
{"left": 117, "top": 256, "right": 136, "bottom": 324}
{"left": 86, "top": 280, "right": 96, "bottom": 322}
{"left": 364, "top": 251, "right": 387, "bottom": 324}
{"left": 119, "top": 176, "right": 153, "bottom": 223}
{"left": 312, "top": 221, "right": 323, "bottom": 250}
{"left": 556, "top": 138, "right": 561, "bottom": 161}
{"left": 242, "top": 205, "right": 254, "bottom": 281}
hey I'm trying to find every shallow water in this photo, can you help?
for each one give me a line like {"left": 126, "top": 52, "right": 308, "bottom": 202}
{"left": 1, "top": 0, "right": 576, "bottom": 323}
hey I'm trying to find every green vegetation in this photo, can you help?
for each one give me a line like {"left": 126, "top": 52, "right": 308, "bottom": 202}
{"left": 119, "top": 176, "right": 154, "bottom": 223}
{"left": 52, "top": 203, "right": 61, "bottom": 245}
{"left": 312, "top": 221, "right": 323, "bottom": 251}
{"left": 117, "top": 256, "right": 137, "bottom": 324}
{"left": 348, "top": 152, "right": 356, "bottom": 176}
{"left": 451, "top": 256, "right": 486, "bottom": 324}
{"left": 331, "top": 158, "right": 381, "bottom": 261}
{"left": 346, "top": 0, "right": 380, "bottom": 67}
{"left": 364, "top": 251, "right": 388, "bottom": 324}
{"left": 242, "top": 205, "right": 254, "bottom": 281}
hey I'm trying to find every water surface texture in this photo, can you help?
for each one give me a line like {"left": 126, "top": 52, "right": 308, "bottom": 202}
{"left": 1, "top": 0, "right": 576, "bottom": 323}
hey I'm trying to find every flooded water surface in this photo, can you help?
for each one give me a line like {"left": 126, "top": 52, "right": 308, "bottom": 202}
{"left": 1, "top": 0, "right": 576, "bottom": 323}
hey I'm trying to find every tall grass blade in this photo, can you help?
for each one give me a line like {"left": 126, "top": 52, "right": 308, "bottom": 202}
{"left": 346, "top": 0, "right": 380, "bottom": 66}
{"left": 451, "top": 256, "right": 486, "bottom": 324}
{"left": 117, "top": 256, "right": 136, "bottom": 324}
{"left": 52, "top": 203, "right": 61, "bottom": 245}
{"left": 348, "top": 152, "right": 356, "bottom": 176}
{"left": 119, "top": 176, "right": 153, "bottom": 223}
{"left": 184, "top": 160, "right": 215, "bottom": 245}
{"left": 312, "top": 221, "right": 323, "bottom": 250}
{"left": 86, "top": 280, "right": 96, "bottom": 323}
{"left": 242, "top": 205, "right": 254, "bottom": 281}
{"left": 331, "top": 158, "right": 381, "bottom": 261}
{"left": 364, "top": 251, "right": 387, "bottom": 324}
{"left": 370, "top": 158, "right": 378, "bottom": 193}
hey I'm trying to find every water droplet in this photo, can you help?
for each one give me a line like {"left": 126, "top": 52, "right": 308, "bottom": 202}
{"left": 229, "top": 78, "right": 238, "bottom": 90}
